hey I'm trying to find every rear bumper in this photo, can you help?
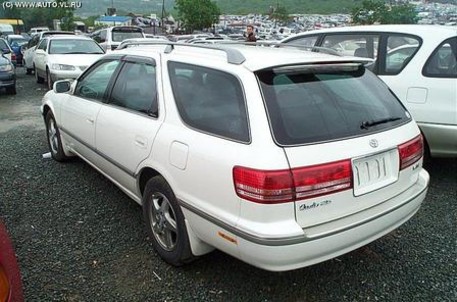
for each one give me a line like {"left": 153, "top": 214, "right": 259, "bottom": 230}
{"left": 237, "top": 169, "right": 429, "bottom": 271}
{"left": 0, "top": 73, "right": 16, "bottom": 87}
{"left": 419, "top": 122, "right": 457, "bottom": 157}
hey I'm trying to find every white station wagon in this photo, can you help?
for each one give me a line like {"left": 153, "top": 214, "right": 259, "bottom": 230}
{"left": 41, "top": 42, "right": 429, "bottom": 271}
{"left": 282, "top": 25, "right": 457, "bottom": 158}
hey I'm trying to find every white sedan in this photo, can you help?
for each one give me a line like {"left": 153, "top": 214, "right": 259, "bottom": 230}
{"left": 33, "top": 35, "right": 105, "bottom": 89}
{"left": 282, "top": 25, "right": 457, "bottom": 158}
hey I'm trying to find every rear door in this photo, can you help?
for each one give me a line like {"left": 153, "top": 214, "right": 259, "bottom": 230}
{"left": 95, "top": 54, "right": 162, "bottom": 189}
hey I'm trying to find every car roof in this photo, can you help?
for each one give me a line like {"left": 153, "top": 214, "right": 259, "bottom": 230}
{"left": 46, "top": 35, "right": 93, "bottom": 41}
{"left": 115, "top": 43, "right": 370, "bottom": 72}
{"left": 283, "top": 25, "right": 457, "bottom": 42}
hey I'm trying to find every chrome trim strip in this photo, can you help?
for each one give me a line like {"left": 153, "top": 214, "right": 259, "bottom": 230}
{"left": 179, "top": 182, "right": 427, "bottom": 247}
{"left": 60, "top": 127, "right": 135, "bottom": 177}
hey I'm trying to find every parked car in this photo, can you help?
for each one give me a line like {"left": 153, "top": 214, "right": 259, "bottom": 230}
{"left": 0, "top": 38, "right": 15, "bottom": 66}
{"left": 34, "top": 35, "right": 105, "bottom": 90}
{"left": 0, "top": 220, "right": 24, "bottom": 302}
{"left": 6, "top": 34, "right": 29, "bottom": 66}
{"left": 281, "top": 25, "right": 457, "bottom": 158}
{"left": 29, "top": 26, "right": 50, "bottom": 36}
{"left": 0, "top": 49, "right": 16, "bottom": 94}
{"left": 41, "top": 41, "right": 429, "bottom": 272}
{"left": 90, "top": 26, "right": 145, "bottom": 52}
{"left": 22, "top": 31, "right": 75, "bottom": 74}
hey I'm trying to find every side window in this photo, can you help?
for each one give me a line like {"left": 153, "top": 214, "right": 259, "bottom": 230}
{"left": 384, "top": 35, "right": 421, "bottom": 74}
{"left": 322, "top": 34, "right": 379, "bottom": 59}
{"left": 423, "top": 37, "right": 457, "bottom": 78}
{"left": 75, "top": 60, "right": 120, "bottom": 101}
{"left": 37, "top": 39, "right": 47, "bottom": 51}
{"left": 109, "top": 61, "right": 157, "bottom": 114}
{"left": 168, "top": 62, "right": 250, "bottom": 142}
{"left": 100, "top": 30, "right": 107, "bottom": 43}
{"left": 284, "top": 35, "right": 319, "bottom": 47}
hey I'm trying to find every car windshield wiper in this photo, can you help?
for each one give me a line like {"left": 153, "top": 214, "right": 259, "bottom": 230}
{"left": 360, "top": 117, "right": 402, "bottom": 129}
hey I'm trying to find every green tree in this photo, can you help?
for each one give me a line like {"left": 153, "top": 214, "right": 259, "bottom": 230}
{"left": 271, "top": 5, "right": 290, "bottom": 24}
{"left": 352, "top": 0, "right": 418, "bottom": 25}
{"left": 175, "top": 0, "right": 220, "bottom": 33}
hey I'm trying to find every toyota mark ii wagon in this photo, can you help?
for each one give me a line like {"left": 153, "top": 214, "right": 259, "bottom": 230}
{"left": 41, "top": 42, "right": 429, "bottom": 271}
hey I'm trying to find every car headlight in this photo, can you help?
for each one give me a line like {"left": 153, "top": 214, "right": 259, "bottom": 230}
{"left": 51, "top": 64, "right": 76, "bottom": 71}
{"left": 0, "top": 64, "right": 13, "bottom": 71}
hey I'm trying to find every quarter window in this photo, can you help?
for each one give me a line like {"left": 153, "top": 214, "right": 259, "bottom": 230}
{"left": 168, "top": 62, "right": 250, "bottom": 142}
{"left": 384, "top": 35, "right": 421, "bottom": 74}
{"left": 423, "top": 37, "right": 457, "bottom": 78}
{"left": 109, "top": 61, "right": 157, "bottom": 115}
{"left": 75, "top": 60, "right": 120, "bottom": 101}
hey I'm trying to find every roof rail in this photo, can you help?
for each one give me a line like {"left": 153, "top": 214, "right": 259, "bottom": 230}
{"left": 116, "top": 40, "right": 246, "bottom": 65}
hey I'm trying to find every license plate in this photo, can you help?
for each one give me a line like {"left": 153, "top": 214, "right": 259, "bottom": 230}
{"left": 352, "top": 149, "right": 399, "bottom": 196}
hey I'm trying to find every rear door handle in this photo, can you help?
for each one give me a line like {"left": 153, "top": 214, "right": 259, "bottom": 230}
{"left": 134, "top": 136, "right": 147, "bottom": 149}
{"left": 87, "top": 118, "right": 94, "bottom": 124}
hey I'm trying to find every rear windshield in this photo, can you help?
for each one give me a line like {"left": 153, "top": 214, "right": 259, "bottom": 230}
{"left": 256, "top": 63, "right": 410, "bottom": 145}
{"left": 111, "top": 28, "right": 143, "bottom": 42}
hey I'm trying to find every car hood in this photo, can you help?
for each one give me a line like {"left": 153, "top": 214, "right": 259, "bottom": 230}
{"left": 48, "top": 54, "right": 103, "bottom": 66}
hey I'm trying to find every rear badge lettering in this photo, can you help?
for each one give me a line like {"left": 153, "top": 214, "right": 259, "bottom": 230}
{"left": 299, "top": 200, "right": 332, "bottom": 211}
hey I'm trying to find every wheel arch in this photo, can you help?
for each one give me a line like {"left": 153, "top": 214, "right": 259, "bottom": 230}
{"left": 138, "top": 167, "right": 161, "bottom": 197}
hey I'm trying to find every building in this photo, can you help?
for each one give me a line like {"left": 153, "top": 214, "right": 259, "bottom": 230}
{"left": 95, "top": 16, "right": 132, "bottom": 27}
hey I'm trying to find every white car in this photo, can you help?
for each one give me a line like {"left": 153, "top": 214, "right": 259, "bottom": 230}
{"left": 281, "top": 25, "right": 457, "bottom": 158}
{"left": 34, "top": 35, "right": 105, "bottom": 90}
{"left": 0, "top": 38, "right": 15, "bottom": 65}
{"left": 90, "top": 26, "right": 145, "bottom": 52}
{"left": 22, "top": 31, "right": 75, "bottom": 75}
{"left": 41, "top": 41, "right": 429, "bottom": 272}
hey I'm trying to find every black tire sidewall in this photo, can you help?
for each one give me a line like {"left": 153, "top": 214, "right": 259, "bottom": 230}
{"left": 45, "top": 111, "right": 67, "bottom": 162}
{"left": 142, "top": 176, "right": 193, "bottom": 266}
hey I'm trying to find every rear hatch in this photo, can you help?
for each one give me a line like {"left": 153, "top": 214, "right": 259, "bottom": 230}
{"left": 111, "top": 27, "right": 144, "bottom": 50}
{"left": 256, "top": 63, "right": 423, "bottom": 228}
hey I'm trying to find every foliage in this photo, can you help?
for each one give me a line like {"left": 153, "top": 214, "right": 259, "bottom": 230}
{"left": 352, "top": 0, "right": 418, "bottom": 25}
{"left": 175, "top": 0, "right": 220, "bottom": 33}
{"left": 271, "top": 5, "right": 290, "bottom": 24}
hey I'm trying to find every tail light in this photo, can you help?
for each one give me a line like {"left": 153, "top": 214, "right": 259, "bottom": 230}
{"left": 0, "top": 264, "right": 10, "bottom": 302}
{"left": 233, "top": 159, "right": 352, "bottom": 204}
{"left": 398, "top": 135, "right": 423, "bottom": 170}
{"left": 11, "top": 53, "right": 16, "bottom": 61}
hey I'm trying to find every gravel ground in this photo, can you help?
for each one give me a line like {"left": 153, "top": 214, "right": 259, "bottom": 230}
{"left": 0, "top": 68, "right": 456, "bottom": 301}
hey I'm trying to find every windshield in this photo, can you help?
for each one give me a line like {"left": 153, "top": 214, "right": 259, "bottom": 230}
{"left": 49, "top": 39, "right": 104, "bottom": 54}
{"left": 111, "top": 30, "right": 144, "bottom": 42}
{"left": 256, "top": 63, "right": 410, "bottom": 145}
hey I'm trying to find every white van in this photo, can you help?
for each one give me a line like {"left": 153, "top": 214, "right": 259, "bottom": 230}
{"left": 29, "top": 27, "right": 50, "bottom": 36}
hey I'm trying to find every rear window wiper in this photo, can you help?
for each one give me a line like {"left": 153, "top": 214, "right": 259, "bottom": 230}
{"left": 360, "top": 117, "right": 402, "bottom": 129}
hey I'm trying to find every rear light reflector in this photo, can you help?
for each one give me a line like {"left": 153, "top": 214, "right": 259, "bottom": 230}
{"left": 233, "top": 159, "right": 352, "bottom": 204}
{"left": 293, "top": 160, "right": 352, "bottom": 199}
{"left": 398, "top": 135, "right": 423, "bottom": 170}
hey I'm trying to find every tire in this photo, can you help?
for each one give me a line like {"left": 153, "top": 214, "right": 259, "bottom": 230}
{"left": 45, "top": 111, "right": 68, "bottom": 162}
{"left": 142, "top": 176, "right": 194, "bottom": 266}
{"left": 6, "top": 86, "right": 16, "bottom": 95}
{"left": 46, "top": 69, "right": 53, "bottom": 90}
{"left": 35, "top": 66, "right": 44, "bottom": 84}
{"left": 26, "top": 68, "right": 32, "bottom": 75}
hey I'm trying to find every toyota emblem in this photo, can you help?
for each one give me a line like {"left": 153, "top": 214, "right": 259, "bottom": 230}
{"left": 369, "top": 139, "right": 379, "bottom": 148}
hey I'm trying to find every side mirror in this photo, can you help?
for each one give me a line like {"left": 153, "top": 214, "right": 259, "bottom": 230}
{"left": 53, "top": 80, "right": 71, "bottom": 93}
